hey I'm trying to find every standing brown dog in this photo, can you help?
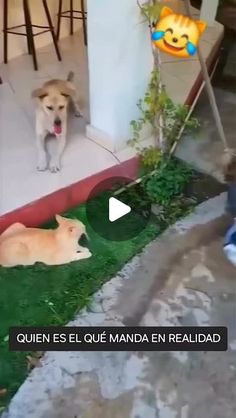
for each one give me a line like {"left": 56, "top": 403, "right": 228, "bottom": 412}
{"left": 32, "top": 72, "right": 82, "bottom": 173}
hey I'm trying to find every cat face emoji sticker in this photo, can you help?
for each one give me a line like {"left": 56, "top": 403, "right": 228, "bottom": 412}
{"left": 152, "top": 7, "right": 207, "bottom": 58}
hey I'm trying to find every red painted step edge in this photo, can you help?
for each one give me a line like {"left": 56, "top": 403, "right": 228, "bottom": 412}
{"left": 0, "top": 36, "right": 223, "bottom": 233}
{"left": 0, "top": 157, "right": 139, "bottom": 233}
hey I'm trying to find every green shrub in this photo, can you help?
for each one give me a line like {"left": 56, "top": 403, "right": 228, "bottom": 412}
{"left": 144, "top": 158, "right": 193, "bottom": 205}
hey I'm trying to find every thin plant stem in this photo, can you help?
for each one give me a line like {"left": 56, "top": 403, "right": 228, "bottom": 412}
{"left": 137, "top": 0, "right": 164, "bottom": 149}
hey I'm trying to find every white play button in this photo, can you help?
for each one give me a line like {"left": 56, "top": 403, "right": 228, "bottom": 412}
{"left": 109, "top": 197, "right": 131, "bottom": 222}
{"left": 86, "top": 176, "right": 151, "bottom": 241}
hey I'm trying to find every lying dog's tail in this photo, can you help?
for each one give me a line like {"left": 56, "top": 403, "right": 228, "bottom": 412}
{"left": 67, "top": 71, "right": 74, "bottom": 82}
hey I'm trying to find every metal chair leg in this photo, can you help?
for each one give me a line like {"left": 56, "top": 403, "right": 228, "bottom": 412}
{"left": 81, "top": 0, "right": 87, "bottom": 46}
{"left": 56, "top": 0, "right": 63, "bottom": 40}
{"left": 3, "top": 0, "right": 8, "bottom": 63}
{"left": 23, "top": 0, "right": 32, "bottom": 55}
{"left": 23, "top": 0, "right": 38, "bottom": 70}
{"left": 42, "top": 0, "right": 62, "bottom": 61}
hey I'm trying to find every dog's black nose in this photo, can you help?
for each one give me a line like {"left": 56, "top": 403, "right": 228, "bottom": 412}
{"left": 54, "top": 117, "right": 61, "bottom": 126}
{"left": 172, "top": 37, "right": 178, "bottom": 43}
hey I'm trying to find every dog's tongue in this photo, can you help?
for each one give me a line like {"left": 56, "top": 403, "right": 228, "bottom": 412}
{"left": 54, "top": 124, "right": 62, "bottom": 135}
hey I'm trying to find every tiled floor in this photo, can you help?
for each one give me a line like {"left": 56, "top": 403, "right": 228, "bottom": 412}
{"left": 0, "top": 31, "right": 118, "bottom": 215}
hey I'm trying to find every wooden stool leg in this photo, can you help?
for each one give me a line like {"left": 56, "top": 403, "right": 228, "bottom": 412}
{"left": 42, "top": 0, "right": 62, "bottom": 61}
{"left": 23, "top": 0, "right": 31, "bottom": 54}
{"left": 3, "top": 0, "right": 8, "bottom": 63}
{"left": 70, "top": 0, "right": 74, "bottom": 35}
{"left": 23, "top": 0, "right": 38, "bottom": 70}
{"left": 56, "top": 0, "right": 63, "bottom": 40}
{"left": 81, "top": 0, "right": 87, "bottom": 46}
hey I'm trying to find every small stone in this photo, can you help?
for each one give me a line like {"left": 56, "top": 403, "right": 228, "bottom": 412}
{"left": 88, "top": 301, "right": 104, "bottom": 313}
{"left": 151, "top": 204, "right": 163, "bottom": 216}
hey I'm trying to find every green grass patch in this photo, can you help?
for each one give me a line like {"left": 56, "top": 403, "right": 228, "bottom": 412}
{"left": 0, "top": 158, "right": 210, "bottom": 408}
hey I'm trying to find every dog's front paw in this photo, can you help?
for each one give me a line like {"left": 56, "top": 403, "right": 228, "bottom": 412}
{"left": 74, "top": 109, "right": 83, "bottom": 118}
{"left": 73, "top": 102, "right": 83, "bottom": 118}
{"left": 49, "top": 159, "right": 61, "bottom": 173}
{"left": 37, "top": 158, "right": 47, "bottom": 171}
{"left": 83, "top": 250, "right": 92, "bottom": 259}
{"left": 73, "top": 249, "right": 92, "bottom": 261}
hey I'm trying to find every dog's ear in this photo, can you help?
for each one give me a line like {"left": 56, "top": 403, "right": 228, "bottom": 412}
{"left": 60, "top": 81, "right": 76, "bottom": 98}
{"left": 31, "top": 88, "right": 48, "bottom": 99}
{"left": 55, "top": 214, "right": 66, "bottom": 225}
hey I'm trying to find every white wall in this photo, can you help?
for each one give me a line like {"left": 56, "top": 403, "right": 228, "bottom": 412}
{"left": 86, "top": 0, "right": 153, "bottom": 152}
{"left": 0, "top": 0, "right": 82, "bottom": 62}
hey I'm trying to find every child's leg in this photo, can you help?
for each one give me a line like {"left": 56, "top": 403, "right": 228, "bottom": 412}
{"left": 227, "top": 184, "right": 236, "bottom": 217}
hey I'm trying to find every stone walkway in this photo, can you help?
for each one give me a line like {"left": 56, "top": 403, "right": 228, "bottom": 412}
{"left": 3, "top": 194, "right": 236, "bottom": 418}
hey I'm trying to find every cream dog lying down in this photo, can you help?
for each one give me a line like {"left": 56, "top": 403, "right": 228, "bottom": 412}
{"left": 0, "top": 215, "right": 91, "bottom": 268}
